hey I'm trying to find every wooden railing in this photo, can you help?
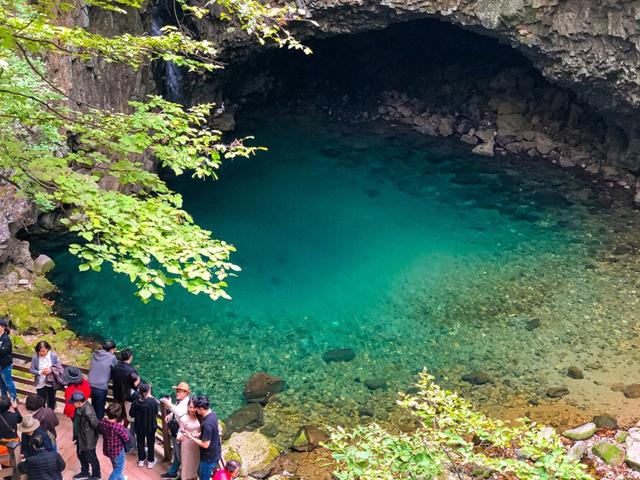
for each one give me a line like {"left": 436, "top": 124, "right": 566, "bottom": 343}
{"left": 10, "top": 353, "right": 173, "bottom": 465}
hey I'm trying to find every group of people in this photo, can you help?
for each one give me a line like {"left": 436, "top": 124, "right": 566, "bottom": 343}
{"left": 0, "top": 318, "right": 242, "bottom": 480}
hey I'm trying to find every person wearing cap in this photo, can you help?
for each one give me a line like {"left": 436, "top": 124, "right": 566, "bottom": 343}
{"left": 69, "top": 391, "right": 100, "bottom": 480}
{"left": 88, "top": 340, "right": 117, "bottom": 420}
{"left": 129, "top": 382, "right": 159, "bottom": 469}
{"left": 17, "top": 433, "right": 66, "bottom": 480}
{"left": 160, "top": 381, "right": 192, "bottom": 479}
{"left": 63, "top": 367, "right": 92, "bottom": 419}
{"left": 0, "top": 317, "right": 17, "bottom": 401}
{"left": 19, "top": 414, "right": 54, "bottom": 458}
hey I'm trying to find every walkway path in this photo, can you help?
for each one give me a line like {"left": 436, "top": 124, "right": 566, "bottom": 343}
{"left": 52, "top": 411, "right": 169, "bottom": 480}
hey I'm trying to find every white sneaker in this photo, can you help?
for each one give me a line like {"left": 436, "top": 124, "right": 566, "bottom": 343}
{"left": 137, "top": 461, "right": 145, "bottom": 467}
{"left": 147, "top": 460, "right": 157, "bottom": 469}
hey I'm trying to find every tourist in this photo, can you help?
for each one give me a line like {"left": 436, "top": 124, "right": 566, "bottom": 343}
{"left": 176, "top": 398, "right": 201, "bottom": 480}
{"left": 111, "top": 348, "right": 140, "bottom": 450}
{"left": 17, "top": 433, "right": 66, "bottom": 480}
{"left": 29, "top": 341, "right": 63, "bottom": 410}
{"left": 63, "top": 367, "right": 92, "bottom": 419}
{"left": 26, "top": 394, "right": 59, "bottom": 439}
{"left": 69, "top": 391, "right": 100, "bottom": 480}
{"left": 0, "top": 318, "right": 17, "bottom": 401}
{"left": 0, "top": 397, "right": 21, "bottom": 455}
{"left": 98, "top": 403, "right": 130, "bottom": 480}
{"left": 19, "top": 415, "right": 54, "bottom": 457}
{"left": 160, "top": 381, "right": 192, "bottom": 479}
{"left": 184, "top": 395, "right": 221, "bottom": 480}
{"left": 212, "top": 460, "right": 241, "bottom": 480}
{"left": 111, "top": 348, "right": 140, "bottom": 406}
{"left": 88, "top": 340, "right": 117, "bottom": 420}
{"left": 129, "top": 382, "right": 159, "bottom": 468}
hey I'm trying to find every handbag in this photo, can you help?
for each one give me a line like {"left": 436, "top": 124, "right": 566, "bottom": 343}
{"left": 168, "top": 416, "right": 180, "bottom": 437}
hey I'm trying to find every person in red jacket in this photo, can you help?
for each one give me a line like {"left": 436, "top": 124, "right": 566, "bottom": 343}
{"left": 62, "top": 367, "right": 91, "bottom": 419}
{"left": 212, "top": 460, "right": 240, "bottom": 480}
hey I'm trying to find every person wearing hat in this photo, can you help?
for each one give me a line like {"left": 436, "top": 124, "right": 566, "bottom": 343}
{"left": 17, "top": 433, "right": 66, "bottom": 480}
{"left": 69, "top": 391, "right": 100, "bottom": 480}
{"left": 63, "top": 367, "right": 91, "bottom": 419}
{"left": 129, "top": 382, "right": 159, "bottom": 469}
{"left": 0, "top": 317, "right": 17, "bottom": 401}
{"left": 160, "top": 381, "right": 192, "bottom": 479}
{"left": 19, "top": 414, "right": 53, "bottom": 458}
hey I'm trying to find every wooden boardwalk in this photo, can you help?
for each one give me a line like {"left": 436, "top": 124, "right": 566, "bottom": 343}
{"left": 52, "top": 410, "right": 170, "bottom": 480}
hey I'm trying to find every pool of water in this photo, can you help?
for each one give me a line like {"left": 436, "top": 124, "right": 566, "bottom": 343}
{"left": 34, "top": 112, "right": 640, "bottom": 431}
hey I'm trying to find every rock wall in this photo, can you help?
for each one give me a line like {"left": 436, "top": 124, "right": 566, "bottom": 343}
{"left": 189, "top": 0, "right": 640, "bottom": 198}
{"left": 0, "top": 1, "right": 154, "bottom": 292}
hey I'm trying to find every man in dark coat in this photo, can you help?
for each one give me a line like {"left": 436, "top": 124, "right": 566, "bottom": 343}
{"left": 70, "top": 391, "right": 100, "bottom": 480}
{"left": 17, "top": 433, "right": 65, "bottom": 480}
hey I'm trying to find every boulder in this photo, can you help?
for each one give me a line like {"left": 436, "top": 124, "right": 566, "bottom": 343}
{"left": 460, "top": 134, "right": 478, "bottom": 145}
{"left": 546, "top": 387, "right": 569, "bottom": 398}
{"left": 615, "top": 431, "right": 628, "bottom": 443}
{"left": 472, "top": 140, "right": 495, "bottom": 157}
{"left": 223, "top": 431, "right": 280, "bottom": 478}
{"left": 623, "top": 384, "right": 640, "bottom": 399}
{"left": 562, "top": 423, "right": 596, "bottom": 441}
{"left": 225, "top": 403, "right": 264, "bottom": 436}
{"left": 438, "top": 117, "right": 454, "bottom": 137}
{"left": 567, "top": 366, "right": 584, "bottom": 379}
{"left": 535, "top": 133, "right": 556, "bottom": 155}
{"left": 243, "top": 372, "right": 285, "bottom": 404}
{"left": 496, "top": 113, "right": 529, "bottom": 143}
{"left": 475, "top": 129, "right": 496, "bottom": 143}
{"left": 33, "top": 254, "right": 55, "bottom": 274}
{"left": 627, "top": 441, "right": 640, "bottom": 471}
{"left": 461, "top": 371, "right": 491, "bottom": 385}
{"left": 322, "top": 348, "right": 355, "bottom": 363}
{"left": 593, "top": 415, "right": 618, "bottom": 429}
{"left": 592, "top": 441, "right": 624, "bottom": 466}
{"left": 291, "top": 425, "right": 330, "bottom": 452}
{"left": 567, "top": 441, "right": 587, "bottom": 463}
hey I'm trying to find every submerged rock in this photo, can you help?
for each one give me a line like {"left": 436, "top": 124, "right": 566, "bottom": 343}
{"left": 291, "top": 425, "right": 330, "bottom": 452}
{"left": 322, "top": 348, "right": 355, "bottom": 363}
{"left": 525, "top": 318, "right": 541, "bottom": 331}
{"left": 627, "top": 442, "right": 640, "bottom": 471}
{"left": 593, "top": 414, "right": 618, "bottom": 429}
{"left": 364, "top": 378, "right": 388, "bottom": 390}
{"left": 567, "top": 366, "right": 584, "bottom": 379}
{"left": 592, "top": 441, "right": 624, "bottom": 466}
{"left": 562, "top": 423, "right": 596, "bottom": 441}
{"left": 225, "top": 403, "right": 264, "bottom": 436}
{"left": 623, "top": 383, "right": 640, "bottom": 399}
{"left": 243, "top": 372, "right": 286, "bottom": 404}
{"left": 546, "top": 387, "right": 569, "bottom": 398}
{"left": 461, "top": 371, "right": 491, "bottom": 385}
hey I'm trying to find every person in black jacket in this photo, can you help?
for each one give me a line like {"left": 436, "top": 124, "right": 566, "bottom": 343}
{"left": 70, "top": 391, "right": 100, "bottom": 480}
{"left": 17, "top": 433, "right": 65, "bottom": 480}
{"left": 0, "top": 318, "right": 17, "bottom": 400}
{"left": 0, "top": 397, "right": 21, "bottom": 445}
{"left": 129, "top": 383, "right": 159, "bottom": 469}
{"left": 111, "top": 348, "right": 139, "bottom": 405}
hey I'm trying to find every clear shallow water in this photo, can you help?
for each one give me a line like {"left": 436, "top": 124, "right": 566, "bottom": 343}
{"left": 34, "top": 113, "right": 640, "bottom": 428}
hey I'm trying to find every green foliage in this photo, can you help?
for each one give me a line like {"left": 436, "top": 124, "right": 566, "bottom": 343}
{"left": 0, "top": 0, "right": 309, "bottom": 301}
{"left": 328, "top": 371, "right": 593, "bottom": 480}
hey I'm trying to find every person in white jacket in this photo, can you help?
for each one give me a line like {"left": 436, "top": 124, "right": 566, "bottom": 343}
{"left": 160, "top": 382, "right": 192, "bottom": 479}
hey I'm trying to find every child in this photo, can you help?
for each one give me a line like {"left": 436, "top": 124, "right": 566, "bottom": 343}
{"left": 99, "top": 403, "right": 129, "bottom": 480}
{"left": 129, "top": 383, "right": 159, "bottom": 469}
{"left": 212, "top": 460, "right": 241, "bottom": 480}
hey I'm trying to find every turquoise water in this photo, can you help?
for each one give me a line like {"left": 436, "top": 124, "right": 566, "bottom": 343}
{"left": 34, "top": 113, "right": 640, "bottom": 428}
